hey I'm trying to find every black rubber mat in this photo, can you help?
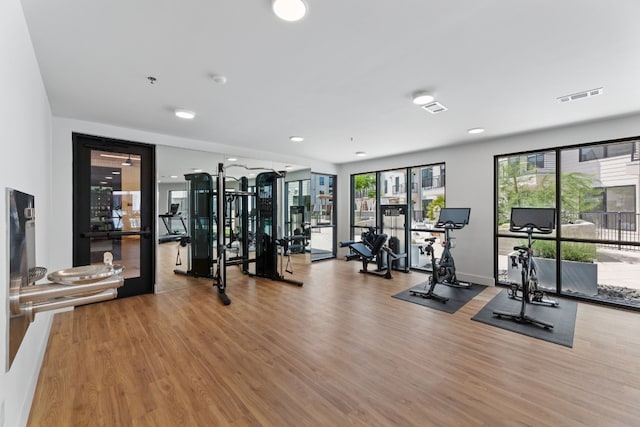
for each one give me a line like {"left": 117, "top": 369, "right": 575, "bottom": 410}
{"left": 471, "top": 289, "right": 577, "bottom": 348}
{"left": 392, "top": 282, "right": 486, "bottom": 314}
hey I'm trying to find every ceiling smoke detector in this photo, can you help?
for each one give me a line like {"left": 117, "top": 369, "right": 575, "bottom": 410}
{"left": 557, "top": 87, "right": 603, "bottom": 103}
{"left": 421, "top": 101, "right": 448, "bottom": 114}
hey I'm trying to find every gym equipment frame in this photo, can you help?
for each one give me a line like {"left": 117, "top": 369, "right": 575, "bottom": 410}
{"left": 410, "top": 207, "right": 471, "bottom": 300}
{"left": 252, "top": 170, "right": 303, "bottom": 286}
{"left": 493, "top": 207, "right": 557, "bottom": 329}
{"left": 340, "top": 227, "right": 404, "bottom": 279}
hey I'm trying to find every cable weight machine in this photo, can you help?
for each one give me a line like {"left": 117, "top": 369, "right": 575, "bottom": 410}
{"left": 252, "top": 170, "right": 303, "bottom": 286}
{"left": 174, "top": 164, "right": 302, "bottom": 305}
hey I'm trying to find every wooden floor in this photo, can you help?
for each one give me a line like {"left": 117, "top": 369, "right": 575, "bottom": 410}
{"left": 29, "top": 260, "right": 640, "bottom": 426}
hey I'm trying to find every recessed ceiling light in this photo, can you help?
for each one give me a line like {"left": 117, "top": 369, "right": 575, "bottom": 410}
{"left": 105, "top": 176, "right": 113, "bottom": 180}
{"left": 412, "top": 91, "right": 435, "bottom": 105}
{"left": 289, "top": 136, "right": 304, "bottom": 142}
{"left": 211, "top": 74, "right": 227, "bottom": 85}
{"left": 355, "top": 151, "right": 367, "bottom": 157}
{"left": 249, "top": 173, "right": 255, "bottom": 177}
{"left": 272, "top": 0, "right": 307, "bottom": 22}
{"left": 227, "top": 157, "right": 238, "bottom": 162}
{"left": 192, "top": 168, "right": 203, "bottom": 173}
{"left": 175, "top": 109, "right": 196, "bottom": 119}
{"left": 112, "top": 171, "right": 120, "bottom": 175}
{"left": 170, "top": 175, "right": 178, "bottom": 179}
{"left": 100, "top": 181, "right": 108, "bottom": 185}
{"left": 467, "top": 128, "right": 485, "bottom": 134}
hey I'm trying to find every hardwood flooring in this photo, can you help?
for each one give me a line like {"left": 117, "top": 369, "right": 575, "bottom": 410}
{"left": 155, "top": 241, "right": 211, "bottom": 294}
{"left": 29, "top": 259, "right": 640, "bottom": 426}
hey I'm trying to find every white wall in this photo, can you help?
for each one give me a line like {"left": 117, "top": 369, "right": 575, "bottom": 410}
{"left": 337, "top": 114, "right": 640, "bottom": 286}
{"left": 0, "top": 0, "right": 53, "bottom": 426}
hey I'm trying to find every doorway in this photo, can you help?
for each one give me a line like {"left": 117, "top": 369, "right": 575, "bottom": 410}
{"left": 72, "top": 133, "right": 155, "bottom": 298}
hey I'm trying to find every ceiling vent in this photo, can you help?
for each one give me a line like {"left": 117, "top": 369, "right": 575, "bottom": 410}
{"left": 557, "top": 87, "right": 603, "bottom": 103}
{"left": 421, "top": 101, "right": 448, "bottom": 114}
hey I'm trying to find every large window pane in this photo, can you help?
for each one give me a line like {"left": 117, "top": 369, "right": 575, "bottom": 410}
{"left": 496, "top": 151, "right": 556, "bottom": 230}
{"left": 379, "top": 169, "right": 407, "bottom": 205}
{"left": 409, "top": 164, "right": 445, "bottom": 270}
{"left": 561, "top": 140, "right": 640, "bottom": 307}
{"left": 352, "top": 173, "right": 376, "bottom": 230}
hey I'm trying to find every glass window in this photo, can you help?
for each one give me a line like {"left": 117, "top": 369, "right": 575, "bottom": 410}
{"left": 606, "top": 185, "right": 635, "bottom": 212}
{"left": 579, "top": 142, "right": 633, "bottom": 161}
{"left": 379, "top": 170, "right": 407, "bottom": 205}
{"left": 527, "top": 153, "right": 544, "bottom": 170}
{"left": 497, "top": 139, "right": 640, "bottom": 309}
{"left": 409, "top": 164, "right": 445, "bottom": 270}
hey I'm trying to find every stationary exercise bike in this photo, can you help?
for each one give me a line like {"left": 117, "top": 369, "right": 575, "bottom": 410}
{"left": 507, "top": 242, "right": 559, "bottom": 308}
{"left": 410, "top": 208, "right": 471, "bottom": 301}
{"left": 494, "top": 207, "right": 558, "bottom": 329}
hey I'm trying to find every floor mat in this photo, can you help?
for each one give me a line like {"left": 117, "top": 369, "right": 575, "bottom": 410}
{"left": 471, "top": 289, "right": 577, "bottom": 348}
{"left": 392, "top": 282, "right": 486, "bottom": 314}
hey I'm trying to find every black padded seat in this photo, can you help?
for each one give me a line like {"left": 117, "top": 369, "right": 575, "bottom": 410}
{"left": 349, "top": 233, "right": 387, "bottom": 259}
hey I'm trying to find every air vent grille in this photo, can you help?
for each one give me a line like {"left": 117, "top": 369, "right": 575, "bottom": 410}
{"left": 558, "top": 87, "right": 603, "bottom": 103}
{"left": 421, "top": 101, "right": 448, "bottom": 114}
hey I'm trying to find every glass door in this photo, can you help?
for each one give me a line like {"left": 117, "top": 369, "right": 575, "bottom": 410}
{"left": 73, "top": 133, "right": 155, "bottom": 298}
{"left": 310, "top": 173, "right": 336, "bottom": 261}
{"left": 379, "top": 169, "right": 409, "bottom": 270}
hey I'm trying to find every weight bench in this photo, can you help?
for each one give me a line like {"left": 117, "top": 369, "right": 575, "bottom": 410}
{"left": 344, "top": 233, "right": 403, "bottom": 279}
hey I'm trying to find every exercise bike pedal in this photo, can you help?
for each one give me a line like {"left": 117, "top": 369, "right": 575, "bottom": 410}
{"left": 442, "top": 280, "right": 471, "bottom": 289}
{"left": 531, "top": 290, "right": 559, "bottom": 307}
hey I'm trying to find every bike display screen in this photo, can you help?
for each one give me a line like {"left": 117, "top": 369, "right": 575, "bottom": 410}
{"left": 437, "top": 208, "right": 470, "bottom": 226}
{"left": 510, "top": 207, "right": 556, "bottom": 232}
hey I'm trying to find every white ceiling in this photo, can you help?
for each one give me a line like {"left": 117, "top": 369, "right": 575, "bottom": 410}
{"left": 21, "top": 0, "right": 640, "bottom": 172}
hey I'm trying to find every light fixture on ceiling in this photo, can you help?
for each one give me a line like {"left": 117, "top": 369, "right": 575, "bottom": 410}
{"left": 121, "top": 155, "right": 133, "bottom": 166}
{"left": 192, "top": 168, "right": 203, "bottom": 173}
{"left": 289, "top": 136, "right": 304, "bottom": 142}
{"left": 175, "top": 109, "right": 196, "bottom": 119}
{"left": 355, "top": 151, "right": 367, "bottom": 157}
{"left": 272, "top": 0, "right": 307, "bottom": 22}
{"left": 170, "top": 175, "right": 178, "bottom": 179}
{"left": 412, "top": 91, "right": 435, "bottom": 105}
{"left": 467, "top": 128, "right": 485, "bottom": 134}
{"left": 227, "top": 157, "right": 238, "bottom": 162}
{"left": 112, "top": 171, "right": 120, "bottom": 175}
{"left": 211, "top": 74, "right": 227, "bottom": 85}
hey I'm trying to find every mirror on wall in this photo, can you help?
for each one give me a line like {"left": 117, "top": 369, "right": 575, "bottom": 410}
{"left": 155, "top": 145, "right": 311, "bottom": 292}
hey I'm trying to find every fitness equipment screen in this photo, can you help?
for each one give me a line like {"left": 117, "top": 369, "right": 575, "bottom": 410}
{"left": 510, "top": 207, "right": 556, "bottom": 232}
{"left": 437, "top": 208, "right": 470, "bottom": 226}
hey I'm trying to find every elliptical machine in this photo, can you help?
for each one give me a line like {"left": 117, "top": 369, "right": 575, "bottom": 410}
{"left": 410, "top": 207, "right": 471, "bottom": 301}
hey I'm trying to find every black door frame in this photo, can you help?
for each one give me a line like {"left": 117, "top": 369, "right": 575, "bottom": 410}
{"left": 72, "top": 132, "right": 156, "bottom": 298}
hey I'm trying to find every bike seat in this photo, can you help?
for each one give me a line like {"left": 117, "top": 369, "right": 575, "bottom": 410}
{"left": 513, "top": 245, "right": 529, "bottom": 252}
{"left": 424, "top": 237, "right": 437, "bottom": 243}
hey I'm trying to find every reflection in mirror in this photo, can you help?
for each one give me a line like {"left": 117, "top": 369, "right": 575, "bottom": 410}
{"left": 310, "top": 173, "right": 336, "bottom": 261}
{"left": 155, "top": 145, "right": 311, "bottom": 293}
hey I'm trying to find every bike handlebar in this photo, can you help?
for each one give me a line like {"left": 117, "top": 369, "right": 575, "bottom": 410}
{"left": 510, "top": 223, "right": 553, "bottom": 234}
{"left": 434, "top": 220, "right": 465, "bottom": 229}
